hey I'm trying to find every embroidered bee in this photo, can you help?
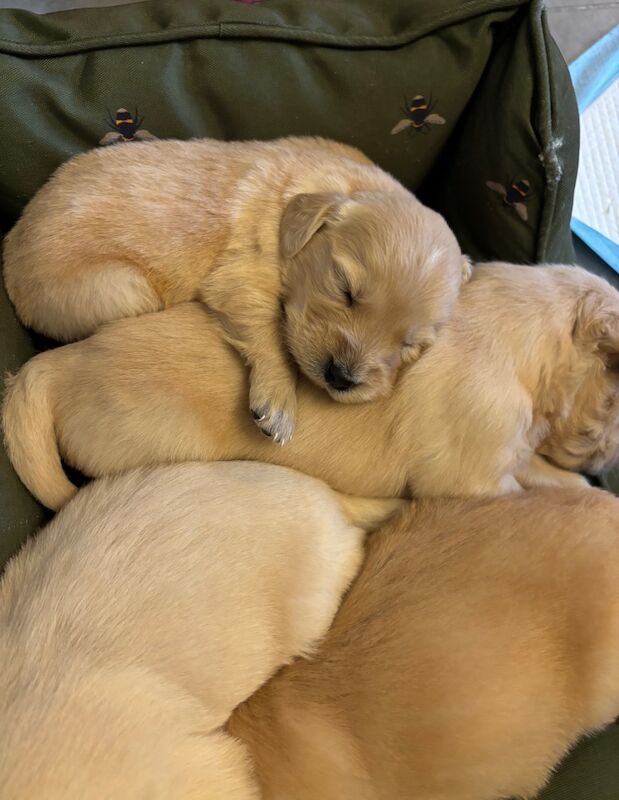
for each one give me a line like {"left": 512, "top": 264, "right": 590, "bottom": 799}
{"left": 486, "top": 178, "right": 531, "bottom": 222}
{"left": 391, "top": 95, "right": 446, "bottom": 135}
{"left": 99, "top": 108, "right": 157, "bottom": 146}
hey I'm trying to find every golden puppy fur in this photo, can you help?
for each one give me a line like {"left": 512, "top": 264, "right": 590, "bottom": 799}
{"left": 229, "top": 487, "right": 619, "bottom": 800}
{"left": 2, "top": 136, "right": 467, "bottom": 443}
{"left": 4, "top": 262, "right": 618, "bottom": 511}
{"left": 0, "top": 461, "right": 402, "bottom": 800}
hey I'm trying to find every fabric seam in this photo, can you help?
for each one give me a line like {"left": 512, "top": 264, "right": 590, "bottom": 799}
{"left": 0, "top": 0, "right": 524, "bottom": 55}
{"left": 528, "top": 0, "right": 555, "bottom": 262}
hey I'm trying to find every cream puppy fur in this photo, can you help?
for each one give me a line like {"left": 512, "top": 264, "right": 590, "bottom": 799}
{"left": 228, "top": 487, "right": 619, "bottom": 800}
{"left": 4, "top": 262, "right": 619, "bottom": 511}
{"left": 2, "top": 136, "right": 467, "bottom": 443}
{"left": 0, "top": 461, "right": 402, "bottom": 800}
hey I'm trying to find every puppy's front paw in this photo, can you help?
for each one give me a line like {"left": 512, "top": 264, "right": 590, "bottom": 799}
{"left": 249, "top": 381, "right": 297, "bottom": 445}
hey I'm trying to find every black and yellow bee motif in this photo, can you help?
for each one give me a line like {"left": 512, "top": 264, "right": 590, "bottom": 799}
{"left": 391, "top": 95, "right": 446, "bottom": 135}
{"left": 99, "top": 108, "right": 157, "bottom": 146}
{"left": 486, "top": 178, "right": 531, "bottom": 222}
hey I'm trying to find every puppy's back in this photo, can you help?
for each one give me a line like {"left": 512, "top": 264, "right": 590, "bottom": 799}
{"left": 0, "top": 462, "right": 367, "bottom": 727}
{"left": 230, "top": 488, "right": 619, "bottom": 800}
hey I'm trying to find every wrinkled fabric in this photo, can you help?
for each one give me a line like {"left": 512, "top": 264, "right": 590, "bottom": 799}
{"left": 0, "top": 0, "right": 578, "bottom": 262}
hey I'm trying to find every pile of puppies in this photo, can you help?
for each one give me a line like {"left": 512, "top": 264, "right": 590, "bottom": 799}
{"left": 1, "top": 136, "right": 619, "bottom": 799}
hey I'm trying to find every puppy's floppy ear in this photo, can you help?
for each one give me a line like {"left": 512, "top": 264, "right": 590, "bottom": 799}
{"left": 573, "top": 289, "right": 619, "bottom": 371}
{"left": 280, "top": 192, "right": 348, "bottom": 259}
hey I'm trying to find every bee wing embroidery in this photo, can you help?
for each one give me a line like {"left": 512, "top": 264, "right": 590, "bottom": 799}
{"left": 513, "top": 202, "right": 529, "bottom": 222}
{"left": 486, "top": 181, "right": 507, "bottom": 197}
{"left": 425, "top": 114, "right": 446, "bottom": 125}
{"left": 99, "top": 131, "right": 123, "bottom": 145}
{"left": 134, "top": 130, "right": 157, "bottom": 141}
{"left": 391, "top": 119, "right": 413, "bottom": 135}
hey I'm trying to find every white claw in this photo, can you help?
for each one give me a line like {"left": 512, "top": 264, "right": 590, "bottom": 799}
{"left": 273, "top": 432, "right": 280, "bottom": 442}
{"left": 258, "top": 415, "right": 267, "bottom": 422}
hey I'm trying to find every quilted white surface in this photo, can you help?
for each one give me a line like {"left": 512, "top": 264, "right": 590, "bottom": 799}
{"left": 572, "top": 78, "right": 619, "bottom": 246}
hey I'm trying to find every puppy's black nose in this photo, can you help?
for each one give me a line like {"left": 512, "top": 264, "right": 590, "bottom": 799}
{"left": 324, "top": 358, "right": 357, "bottom": 392}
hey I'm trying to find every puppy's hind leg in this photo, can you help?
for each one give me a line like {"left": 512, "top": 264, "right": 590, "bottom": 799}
{"left": 13, "top": 263, "right": 163, "bottom": 342}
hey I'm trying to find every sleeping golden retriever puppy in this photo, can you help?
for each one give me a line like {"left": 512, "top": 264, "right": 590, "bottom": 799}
{"left": 0, "top": 461, "right": 401, "bottom": 800}
{"left": 2, "top": 136, "right": 467, "bottom": 443}
{"left": 3, "top": 262, "right": 618, "bottom": 511}
{"left": 229, "top": 487, "right": 619, "bottom": 800}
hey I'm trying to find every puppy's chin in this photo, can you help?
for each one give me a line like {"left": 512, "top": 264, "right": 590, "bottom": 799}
{"left": 323, "top": 380, "right": 391, "bottom": 404}
{"left": 539, "top": 441, "right": 619, "bottom": 477}
{"left": 289, "top": 348, "right": 394, "bottom": 403}
{"left": 538, "top": 448, "right": 586, "bottom": 474}
{"left": 284, "top": 317, "right": 398, "bottom": 403}
{"left": 310, "top": 362, "right": 395, "bottom": 404}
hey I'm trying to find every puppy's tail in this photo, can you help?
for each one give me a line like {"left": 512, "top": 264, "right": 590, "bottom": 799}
{"left": 336, "top": 493, "right": 406, "bottom": 532}
{"left": 2, "top": 356, "right": 77, "bottom": 511}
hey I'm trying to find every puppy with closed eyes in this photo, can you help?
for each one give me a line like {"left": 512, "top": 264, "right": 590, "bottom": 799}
{"left": 2, "top": 136, "right": 468, "bottom": 443}
{"left": 3, "top": 263, "right": 619, "bottom": 511}
{"left": 229, "top": 487, "right": 619, "bottom": 800}
{"left": 0, "top": 461, "right": 402, "bottom": 800}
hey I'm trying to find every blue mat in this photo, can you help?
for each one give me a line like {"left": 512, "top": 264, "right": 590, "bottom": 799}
{"left": 569, "top": 26, "right": 619, "bottom": 273}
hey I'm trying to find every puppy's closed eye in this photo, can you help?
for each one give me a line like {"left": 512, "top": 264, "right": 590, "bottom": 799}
{"left": 605, "top": 352, "right": 619, "bottom": 373}
{"left": 334, "top": 264, "right": 357, "bottom": 307}
{"left": 343, "top": 287, "right": 355, "bottom": 307}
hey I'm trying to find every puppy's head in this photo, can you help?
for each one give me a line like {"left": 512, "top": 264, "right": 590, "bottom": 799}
{"left": 279, "top": 191, "right": 467, "bottom": 402}
{"left": 539, "top": 280, "right": 619, "bottom": 474}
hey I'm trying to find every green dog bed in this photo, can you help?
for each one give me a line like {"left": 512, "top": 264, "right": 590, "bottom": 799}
{"left": 0, "top": 1, "right": 616, "bottom": 797}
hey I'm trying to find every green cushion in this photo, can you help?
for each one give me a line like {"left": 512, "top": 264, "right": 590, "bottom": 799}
{"left": 0, "top": 0, "right": 577, "bottom": 263}
{"left": 536, "top": 722, "right": 619, "bottom": 800}
{"left": 0, "top": 2, "right": 615, "bottom": 798}
{"left": 601, "top": 468, "right": 619, "bottom": 496}
{"left": 0, "top": 274, "right": 49, "bottom": 567}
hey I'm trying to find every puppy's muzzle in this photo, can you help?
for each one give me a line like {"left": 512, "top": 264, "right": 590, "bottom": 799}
{"left": 324, "top": 358, "right": 360, "bottom": 392}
